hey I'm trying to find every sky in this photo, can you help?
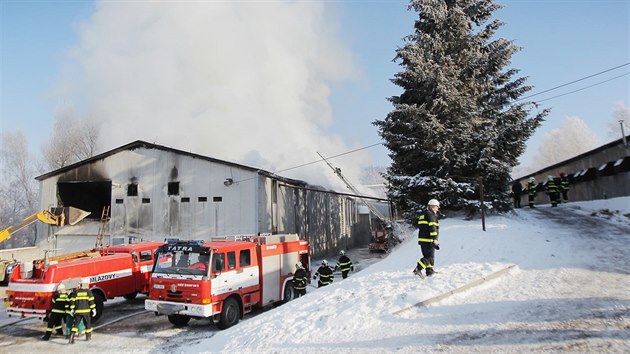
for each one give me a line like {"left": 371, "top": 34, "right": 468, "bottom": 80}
{"left": 1, "top": 196, "right": 629, "bottom": 352}
{"left": 1, "top": 0, "right": 629, "bottom": 188}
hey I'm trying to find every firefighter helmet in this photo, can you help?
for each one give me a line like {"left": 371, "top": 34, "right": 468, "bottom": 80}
{"left": 529, "top": 177, "right": 535, "bottom": 183}
{"left": 339, "top": 250, "right": 345, "bottom": 256}
{"left": 295, "top": 262, "right": 303, "bottom": 270}
{"left": 427, "top": 199, "right": 440, "bottom": 207}
{"left": 560, "top": 172, "right": 566, "bottom": 177}
{"left": 322, "top": 259, "right": 328, "bottom": 266}
{"left": 547, "top": 175, "right": 554, "bottom": 181}
{"left": 57, "top": 283, "right": 66, "bottom": 292}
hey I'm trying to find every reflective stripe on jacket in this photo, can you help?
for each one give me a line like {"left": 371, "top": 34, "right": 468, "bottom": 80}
{"left": 69, "top": 288, "right": 96, "bottom": 314}
{"left": 418, "top": 210, "right": 439, "bottom": 244}
{"left": 51, "top": 292, "right": 69, "bottom": 314}
{"left": 336, "top": 255, "right": 353, "bottom": 272}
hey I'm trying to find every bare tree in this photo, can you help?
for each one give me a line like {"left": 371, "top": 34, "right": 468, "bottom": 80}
{"left": 607, "top": 101, "right": 630, "bottom": 141}
{"left": 41, "top": 106, "right": 101, "bottom": 170}
{"left": 534, "top": 116, "right": 600, "bottom": 170}
{"left": 0, "top": 131, "right": 40, "bottom": 248}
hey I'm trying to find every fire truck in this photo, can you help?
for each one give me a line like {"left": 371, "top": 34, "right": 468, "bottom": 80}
{"left": 145, "top": 234, "right": 310, "bottom": 329}
{"left": 4, "top": 241, "right": 164, "bottom": 322}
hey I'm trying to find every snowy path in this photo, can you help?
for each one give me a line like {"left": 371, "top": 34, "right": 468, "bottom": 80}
{"left": 1, "top": 199, "right": 629, "bottom": 353}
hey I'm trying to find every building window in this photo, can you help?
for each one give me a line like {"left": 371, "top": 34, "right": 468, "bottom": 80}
{"left": 198, "top": 197, "right": 207, "bottom": 202}
{"left": 127, "top": 183, "right": 138, "bottom": 196}
{"left": 181, "top": 197, "right": 190, "bottom": 203}
{"left": 168, "top": 182, "right": 179, "bottom": 196}
{"left": 115, "top": 199, "right": 124, "bottom": 204}
{"left": 213, "top": 196, "right": 222, "bottom": 202}
{"left": 142, "top": 198, "right": 151, "bottom": 203}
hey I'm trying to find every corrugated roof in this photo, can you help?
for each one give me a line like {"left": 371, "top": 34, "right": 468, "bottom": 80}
{"left": 35, "top": 140, "right": 307, "bottom": 186}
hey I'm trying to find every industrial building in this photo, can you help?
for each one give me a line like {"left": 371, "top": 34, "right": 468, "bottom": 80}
{"left": 34, "top": 140, "right": 387, "bottom": 258}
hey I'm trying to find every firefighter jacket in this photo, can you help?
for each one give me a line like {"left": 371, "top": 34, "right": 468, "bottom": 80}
{"left": 69, "top": 287, "right": 96, "bottom": 314}
{"left": 527, "top": 181, "right": 537, "bottom": 196}
{"left": 51, "top": 291, "right": 70, "bottom": 314}
{"left": 314, "top": 265, "right": 333, "bottom": 286}
{"left": 336, "top": 255, "right": 354, "bottom": 273}
{"left": 546, "top": 180, "right": 559, "bottom": 194}
{"left": 418, "top": 209, "right": 439, "bottom": 244}
{"left": 293, "top": 268, "right": 308, "bottom": 291}
{"left": 560, "top": 176, "right": 570, "bottom": 191}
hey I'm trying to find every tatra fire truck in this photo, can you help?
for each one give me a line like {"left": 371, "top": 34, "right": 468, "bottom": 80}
{"left": 4, "top": 241, "right": 164, "bottom": 322}
{"left": 145, "top": 234, "right": 310, "bottom": 329}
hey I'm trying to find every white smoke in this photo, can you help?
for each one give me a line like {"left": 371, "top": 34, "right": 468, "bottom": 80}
{"left": 56, "top": 1, "right": 372, "bottom": 191}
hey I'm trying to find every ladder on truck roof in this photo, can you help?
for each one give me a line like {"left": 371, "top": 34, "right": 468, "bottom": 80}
{"left": 317, "top": 152, "right": 389, "bottom": 222}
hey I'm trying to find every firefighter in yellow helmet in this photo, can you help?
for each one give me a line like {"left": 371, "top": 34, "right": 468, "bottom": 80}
{"left": 413, "top": 199, "right": 440, "bottom": 278}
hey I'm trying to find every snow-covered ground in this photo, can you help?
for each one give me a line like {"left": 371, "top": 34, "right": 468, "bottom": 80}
{"left": 1, "top": 197, "right": 629, "bottom": 353}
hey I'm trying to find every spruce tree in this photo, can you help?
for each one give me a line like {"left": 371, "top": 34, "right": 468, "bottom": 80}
{"left": 374, "top": 0, "right": 548, "bottom": 221}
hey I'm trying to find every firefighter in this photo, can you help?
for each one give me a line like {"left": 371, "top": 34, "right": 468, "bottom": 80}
{"left": 334, "top": 250, "right": 354, "bottom": 279}
{"left": 65, "top": 283, "right": 85, "bottom": 339}
{"left": 41, "top": 283, "right": 68, "bottom": 341}
{"left": 413, "top": 199, "right": 440, "bottom": 278}
{"left": 559, "top": 172, "right": 570, "bottom": 203}
{"left": 546, "top": 175, "right": 559, "bottom": 207}
{"left": 313, "top": 260, "right": 333, "bottom": 288}
{"left": 68, "top": 280, "right": 96, "bottom": 343}
{"left": 292, "top": 262, "right": 307, "bottom": 297}
{"left": 526, "top": 177, "right": 538, "bottom": 208}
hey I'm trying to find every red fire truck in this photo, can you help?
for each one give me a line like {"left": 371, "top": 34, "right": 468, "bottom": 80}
{"left": 4, "top": 241, "right": 164, "bottom": 322}
{"left": 145, "top": 234, "right": 310, "bottom": 329}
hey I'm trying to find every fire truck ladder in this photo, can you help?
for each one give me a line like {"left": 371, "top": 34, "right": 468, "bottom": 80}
{"left": 317, "top": 152, "right": 388, "bottom": 222}
{"left": 95, "top": 206, "right": 110, "bottom": 249}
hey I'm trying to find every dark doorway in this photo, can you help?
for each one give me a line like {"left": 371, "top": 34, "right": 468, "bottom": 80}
{"left": 57, "top": 181, "right": 111, "bottom": 220}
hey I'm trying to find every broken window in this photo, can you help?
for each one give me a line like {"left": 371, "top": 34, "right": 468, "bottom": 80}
{"left": 168, "top": 182, "right": 179, "bottom": 196}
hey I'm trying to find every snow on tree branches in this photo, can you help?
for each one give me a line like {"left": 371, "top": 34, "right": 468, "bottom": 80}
{"left": 374, "top": 0, "right": 548, "bottom": 221}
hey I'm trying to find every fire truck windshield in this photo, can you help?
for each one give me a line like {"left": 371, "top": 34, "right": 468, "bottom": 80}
{"left": 154, "top": 250, "right": 210, "bottom": 276}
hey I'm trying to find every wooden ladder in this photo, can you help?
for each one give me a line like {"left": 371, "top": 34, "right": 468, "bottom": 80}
{"left": 95, "top": 206, "right": 110, "bottom": 249}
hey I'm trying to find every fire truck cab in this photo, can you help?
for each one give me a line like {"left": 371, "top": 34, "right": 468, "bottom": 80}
{"left": 145, "top": 234, "right": 310, "bottom": 329}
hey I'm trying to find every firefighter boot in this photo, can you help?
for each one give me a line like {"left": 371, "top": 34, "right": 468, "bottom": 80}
{"left": 69, "top": 333, "right": 75, "bottom": 344}
{"left": 41, "top": 332, "right": 51, "bottom": 341}
{"left": 86, "top": 332, "right": 91, "bottom": 341}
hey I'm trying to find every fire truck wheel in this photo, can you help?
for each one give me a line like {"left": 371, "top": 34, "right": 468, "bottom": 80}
{"left": 283, "top": 282, "right": 295, "bottom": 303}
{"left": 92, "top": 293, "right": 104, "bottom": 322}
{"left": 217, "top": 297, "right": 240, "bottom": 330}
{"left": 167, "top": 314, "right": 191, "bottom": 327}
{"left": 123, "top": 292, "right": 138, "bottom": 301}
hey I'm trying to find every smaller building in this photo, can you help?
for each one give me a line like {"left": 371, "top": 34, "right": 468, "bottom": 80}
{"left": 516, "top": 136, "right": 630, "bottom": 205}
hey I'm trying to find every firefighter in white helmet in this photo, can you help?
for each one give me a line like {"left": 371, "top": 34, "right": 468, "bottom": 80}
{"left": 526, "top": 177, "right": 537, "bottom": 208}
{"left": 335, "top": 250, "right": 354, "bottom": 279}
{"left": 68, "top": 280, "right": 95, "bottom": 343}
{"left": 292, "top": 262, "right": 308, "bottom": 298}
{"left": 313, "top": 259, "right": 334, "bottom": 288}
{"left": 41, "top": 283, "right": 69, "bottom": 340}
{"left": 413, "top": 199, "right": 440, "bottom": 278}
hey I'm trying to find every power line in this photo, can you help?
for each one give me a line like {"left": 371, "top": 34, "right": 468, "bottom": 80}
{"left": 233, "top": 142, "right": 384, "bottom": 184}
{"left": 518, "top": 62, "right": 630, "bottom": 102}
{"left": 236, "top": 64, "right": 630, "bottom": 181}
{"left": 535, "top": 71, "right": 630, "bottom": 103}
